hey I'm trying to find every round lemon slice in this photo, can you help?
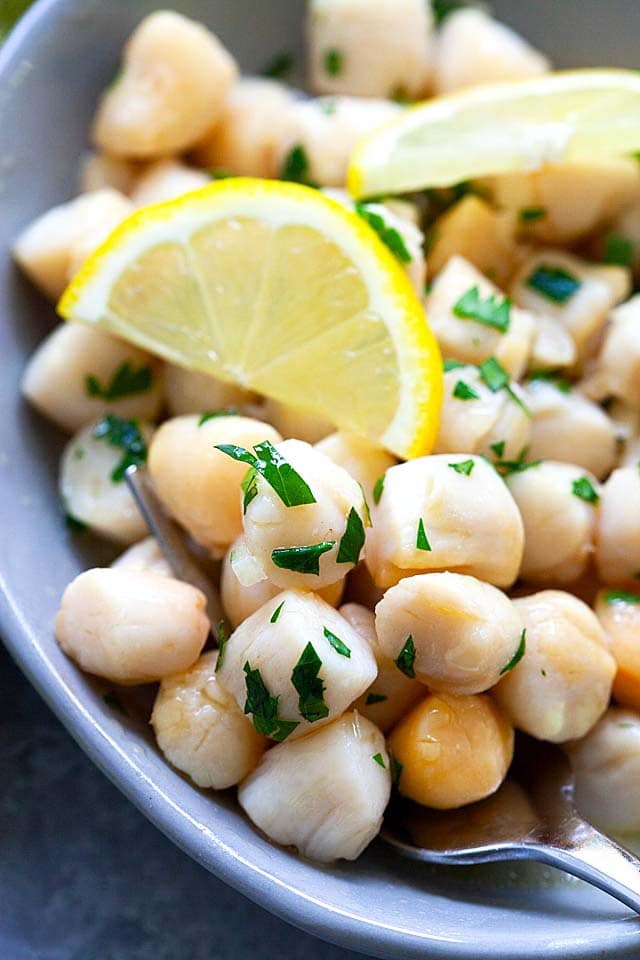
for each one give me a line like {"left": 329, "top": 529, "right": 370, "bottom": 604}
{"left": 348, "top": 69, "right": 640, "bottom": 197}
{"left": 58, "top": 178, "right": 441, "bottom": 460}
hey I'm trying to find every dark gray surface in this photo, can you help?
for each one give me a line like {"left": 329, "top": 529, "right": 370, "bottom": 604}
{"left": 0, "top": 642, "right": 364, "bottom": 960}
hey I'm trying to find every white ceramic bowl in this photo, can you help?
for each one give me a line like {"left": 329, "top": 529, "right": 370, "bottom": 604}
{"left": 1, "top": 2, "right": 640, "bottom": 957}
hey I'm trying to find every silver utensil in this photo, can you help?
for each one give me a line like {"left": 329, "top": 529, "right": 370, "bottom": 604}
{"left": 383, "top": 734, "right": 640, "bottom": 914}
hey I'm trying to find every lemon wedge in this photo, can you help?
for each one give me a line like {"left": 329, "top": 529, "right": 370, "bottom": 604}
{"left": 348, "top": 69, "right": 640, "bottom": 197}
{"left": 58, "top": 178, "right": 442, "bottom": 459}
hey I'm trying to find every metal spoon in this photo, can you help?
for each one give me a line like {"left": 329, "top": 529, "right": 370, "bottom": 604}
{"left": 383, "top": 734, "right": 640, "bottom": 914}
{"left": 124, "top": 465, "right": 640, "bottom": 913}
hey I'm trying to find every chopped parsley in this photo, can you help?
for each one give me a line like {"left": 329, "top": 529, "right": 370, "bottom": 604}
{"left": 365, "top": 692, "right": 388, "bottom": 705}
{"left": 519, "top": 206, "right": 546, "bottom": 223}
{"left": 604, "top": 232, "right": 634, "bottom": 267}
{"left": 443, "top": 358, "right": 466, "bottom": 372}
{"left": 85, "top": 362, "right": 153, "bottom": 401}
{"left": 93, "top": 415, "right": 147, "bottom": 483}
{"left": 215, "top": 620, "right": 228, "bottom": 672}
{"left": 528, "top": 370, "right": 572, "bottom": 393}
{"left": 453, "top": 380, "right": 479, "bottom": 401}
{"left": 261, "top": 51, "right": 294, "bottom": 79}
{"left": 359, "top": 485, "right": 372, "bottom": 527}
{"left": 64, "top": 512, "right": 87, "bottom": 533}
{"left": 389, "top": 752, "right": 403, "bottom": 788}
{"left": 323, "top": 626, "right": 351, "bottom": 658}
{"left": 271, "top": 541, "right": 335, "bottom": 575}
{"left": 199, "top": 408, "right": 238, "bottom": 425}
{"left": 291, "top": 643, "right": 329, "bottom": 723}
{"left": 572, "top": 476, "right": 600, "bottom": 504}
{"left": 270, "top": 601, "right": 286, "bottom": 624}
{"left": 603, "top": 590, "right": 640, "bottom": 606}
{"left": 449, "top": 459, "right": 475, "bottom": 476}
{"left": 337, "top": 507, "right": 366, "bottom": 566}
{"left": 395, "top": 635, "right": 416, "bottom": 679}
{"left": 490, "top": 440, "right": 506, "bottom": 459}
{"left": 243, "top": 662, "right": 299, "bottom": 741}
{"left": 479, "top": 357, "right": 531, "bottom": 417}
{"left": 452, "top": 285, "right": 511, "bottom": 333}
{"left": 372, "top": 753, "right": 386, "bottom": 768}
{"left": 241, "top": 467, "right": 259, "bottom": 513}
{"left": 432, "top": 0, "right": 475, "bottom": 24}
{"left": 323, "top": 47, "right": 343, "bottom": 77}
{"left": 373, "top": 473, "right": 386, "bottom": 505}
{"left": 496, "top": 456, "right": 542, "bottom": 477}
{"left": 499, "top": 629, "right": 526, "bottom": 675}
{"left": 416, "top": 519, "right": 431, "bottom": 552}
{"left": 526, "top": 264, "right": 582, "bottom": 304}
{"left": 281, "top": 144, "right": 316, "bottom": 186}
{"left": 354, "top": 202, "right": 413, "bottom": 263}
{"left": 541, "top": 668, "right": 547, "bottom": 678}
{"left": 216, "top": 440, "right": 316, "bottom": 507}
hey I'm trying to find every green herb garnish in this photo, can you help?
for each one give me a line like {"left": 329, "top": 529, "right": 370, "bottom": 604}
{"left": 216, "top": 440, "right": 316, "bottom": 507}
{"left": 453, "top": 380, "right": 480, "bottom": 401}
{"left": 372, "top": 753, "right": 386, "bottom": 768}
{"left": 497, "top": 457, "right": 542, "bottom": 477}
{"left": 604, "top": 232, "right": 634, "bottom": 267}
{"left": 324, "top": 47, "right": 343, "bottom": 76}
{"left": 572, "top": 476, "right": 600, "bottom": 504}
{"left": 215, "top": 620, "right": 228, "bottom": 672}
{"left": 270, "top": 601, "right": 285, "bottom": 624}
{"left": 93, "top": 415, "right": 147, "bottom": 483}
{"left": 490, "top": 440, "right": 506, "bottom": 459}
{"left": 528, "top": 371, "right": 572, "bottom": 393}
{"left": 373, "top": 473, "right": 386, "bottom": 505}
{"left": 64, "top": 512, "right": 88, "bottom": 533}
{"left": 199, "top": 408, "right": 238, "bottom": 425}
{"left": 449, "top": 459, "right": 475, "bottom": 476}
{"left": 443, "top": 359, "right": 466, "bottom": 372}
{"left": 395, "top": 635, "right": 416, "bottom": 679}
{"left": 337, "top": 507, "right": 366, "bottom": 566}
{"left": 499, "top": 629, "right": 526, "bottom": 675}
{"left": 479, "top": 357, "right": 531, "bottom": 417}
{"left": 271, "top": 541, "right": 335, "bottom": 575}
{"left": 526, "top": 265, "right": 582, "bottom": 304}
{"left": 416, "top": 519, "right": 431, "bottom": 552}
{"left": 390, "top": 752, "right": 403, "bottom": 788}
{"left": 241, "top": 467, "right": 259, "bottom": 513}
{"left": 355, "top": 202, "right": 412, "bottom": 263}
{"left": 604, "top": 590, "right": 640, "bottom": 606}
{"left": 261, "top": 51, "right": 294, "bottom": 79}
{"left": 323, "top": 626, "right": 351, "bottom": 658}
{"left": 453, "top": 285, "right": 511, "bottom": 333}
{"left": 519, "top": 207, "right": 546, "bottom": 223}
{"left": 86, "top": 362, "right": 153, "bottom": 401}
{"left": 243, "top": 662, "right": 299, "bottom": 741}
{"left": 366, "top": 692, "right": 388, "bottom": 705}
{"left": 291, "top": 643, "right": 329, "bottom": 723}
{"left": 281, "top": 144, "right": 316, "bottom": 186}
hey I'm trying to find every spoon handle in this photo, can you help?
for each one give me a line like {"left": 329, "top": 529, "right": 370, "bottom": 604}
{"left": 537, "top": 819, "right": 640, "bottom": 915}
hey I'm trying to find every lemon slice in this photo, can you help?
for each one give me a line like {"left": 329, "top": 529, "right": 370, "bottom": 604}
{"left": 348, "top": 69, "right": 640, "bottom": 197}
{"left": 58, "top": 178, "right": 441, "bottom": 459}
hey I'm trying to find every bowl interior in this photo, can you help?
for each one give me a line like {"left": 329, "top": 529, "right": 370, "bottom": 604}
{"left": 1, "top": 2, "right": 640, "bottom": 958}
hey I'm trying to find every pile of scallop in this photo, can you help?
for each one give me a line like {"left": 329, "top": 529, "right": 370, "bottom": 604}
{"left": 14, "top": 0, "right": 640, "bottom": 862}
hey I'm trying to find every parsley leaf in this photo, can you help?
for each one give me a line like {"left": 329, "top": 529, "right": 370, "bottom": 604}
{"left": 519, "top": 206, "right": 546, "bottom": 223}
{"left": 271, "top": 541, "right": 335, "bottom": 575}
{"left": 93, "top": 415, "right": 148, "bottom": 483}
{"left": 324, "top": 47, "right": 343, "bottom": 76}
{"left": 355, "top": 202, "right": 413, "bottom": 263}
{"left": 64, "top": 512, "right": 88, "bottom": 533}
{"left": 216, "top": 441, "right": 316, "bottom": 507}
{"left": 443, "top": 359, "right": 466, "bottom": 372}
{"left": 215, "top": 620, "right": 228, "bottom": 672}
{"left": 500, "top": 629, "right": 526, "bottom": 675}
{"left": 291, "top": 643, "right": 329, "bottom": 723}
{"left": 572, "top": 476, "right": 600, "bottom": 504}
{"left": 604, "top": 590, "right": 640, "bottom": 606}
{"left": 199, "top": 408, "right": 238, "bottom": 425}
{"left": 337, "top": 507, "right": 365, "bottom": 566}
{"left": 241, "top": 467, "right": 259, "bottom": 513}
{"left": 496, "top": 456, "right": 542, "bottom": 477}
{"left": 389, "top": 752, "right": 403, "bottom": 788}
{"left": 85, "top": 362, "right": 153, "bottom": 401}
{"left": 604, "top": 232, "right": 634, "bottom": 267}
{"left": 373, "top": 473, "right": 386, "bottom": 505}
{"left": 453, "top": 380, "right": 479, "bottom": 401}
{"left": 432, "top": 0, "right": 477, "bottom": 24}
{"left": 372, "top": 753, "right": 386, "bottom": 768}
{"left": 449, "top": 459, "right": 475, "bottom": 476}
{"left": 479, "top": 357, "right": 531, "bottom": 417}
{"left": 395, "top": 635, "right": 416, "bottom": 679}
{"left": 261, "top": 51, "right": 293, "bottom": 79}
{"left": 490, "top": 440, "right": 505, "bottom": 459}
{"left": 416, "top": 519, "right": 431, "bottom": 552}
{"left": 526, "top": 265, "right": 582, "bottom": 304}
{"left": 243, "top": 662, "right": 299, "bottom": 741}
{"left": 270, "top": 601, "right": 285, "bottom": 623}
{"left": 323, "top": 626, "right": 351, "bottom": 658}
{"left": 528, "top": 370, "right": 572, "bottom": 393}
{"left": 281, "top": 144, "right": 316, "bottom": 186}
{"left": 366, "top": 692, "right": 388, "bottom": 705}
{"left": 452, "top": 285, "right": 511, "bottom": 333}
